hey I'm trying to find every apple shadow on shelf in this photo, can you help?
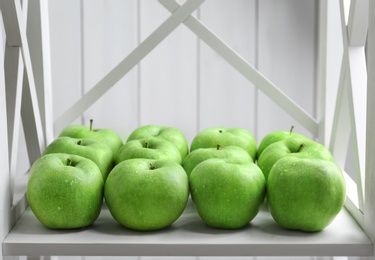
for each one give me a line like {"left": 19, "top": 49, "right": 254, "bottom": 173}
{"left": 91, "top": 221, "right": 180, "bottom": 236}
{"left": 174, "top": 200, "right": 254, "bottom": 235}
{"left": 18, "top": 208, "right": 100, "bottom": 236}
{"left": 252, "top": 209, "right": 326, "bottom": 239}
{"left": 236, "top": 200, "right": 325, "bottom": 239}
{"left": 90, "top": 199, "right": 322, "bottom": 238}
{"left": 177, "top": 218, "right": 254, "bottom": 235}
{"left": 255, "top": 220, "right": 324, "bottom": 238}
{"left": 90, "top": 203, "right": 182, "bottom": 236}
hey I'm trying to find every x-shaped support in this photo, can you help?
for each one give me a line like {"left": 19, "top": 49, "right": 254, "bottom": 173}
{"left": 329, "top": 0, "right": 369, "bottom": 213}
{"left": 54, "top": 0, "right": 319, "bottom": 137}
{"left": 0, "top": 0, "right": 47, "bottom": 203}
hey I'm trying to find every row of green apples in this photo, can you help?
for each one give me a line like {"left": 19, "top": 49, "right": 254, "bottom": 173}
{"left": 27, "top": 123, "right": 256, "bottom": 230}
{"left": 27, "top": 123, "right": 346, "bottom": 232}
{"left": 107, "top": 126, "right": 260, "bottom": 231}
{"left": 27, "top": 122, "right": 198, "bottom": 230}
{"left": 183, "top": 127, "right": 346, "bottom": 232}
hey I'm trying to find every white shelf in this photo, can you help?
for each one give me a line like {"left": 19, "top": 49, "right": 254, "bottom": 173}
{"left": 3, "top": 199, "right": 373, "bottom": 257}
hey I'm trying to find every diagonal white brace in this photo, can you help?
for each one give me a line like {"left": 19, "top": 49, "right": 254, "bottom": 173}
{"left": 159, "top": 0, "right": 319, "bottom": 136}
{"left": 54, "top": 0, "right": 205, "bottom": 133}
{"left": 0, "top": 0, "right": 22, "bottom": 46}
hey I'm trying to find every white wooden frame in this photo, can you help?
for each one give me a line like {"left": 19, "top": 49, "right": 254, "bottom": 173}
{"left": 0, "top": 0, "right": 374, "bottom": 258}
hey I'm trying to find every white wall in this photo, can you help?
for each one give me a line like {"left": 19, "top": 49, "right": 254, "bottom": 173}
{"left": 49, "top": 0, "right": 318, "bottom": 146}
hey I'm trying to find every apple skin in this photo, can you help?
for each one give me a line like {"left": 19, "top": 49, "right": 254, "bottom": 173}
{"left": 190, "top": 127, "right": 257, "bottom": 160}
{"left": 189, "top": 158, "right": 266, "bottom": 229}
{"left": 27, "top": 153, "right": 104, "bottom": 229}
{"left": 182, "top": 145, "right": 253, "bottom": 177}
{"left": 267, "top": 156, "right": 346, "bottom": 232}
{"left": 257, "top": 136, "right": 334, "bottom": 181}
{"left": 59, "top": 123, "right": 123, "bottom": 157}
{"left": 257, "top": 130, "right": 308, "bottom": 159}
{"left": 104, "top": 159, "right": 189, "bottom": 231}
{"left": 114, "top": 138, "right": 182, "bottom": 165}
{"left": 127, "top": 125, "right": 189, "bottom": 160}
{"left": 43, "top": 136, "right": 113, "bottom": 180}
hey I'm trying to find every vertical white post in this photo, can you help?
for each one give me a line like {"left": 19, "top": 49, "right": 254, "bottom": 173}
{"left": 317, "top": 0, "right": 328, "bottom": 145}
{"left": 365, "top": 0, "right": 375, "bottom": 257}
{"left": 27, "top": 0, "right": 54, "bottom": 144}
{"left": 0, "top": 15, "right": 12, "bottom": 260}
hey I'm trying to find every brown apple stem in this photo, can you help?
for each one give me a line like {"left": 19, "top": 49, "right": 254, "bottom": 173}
{"left": 217, "top": 144, "right": 221, "bottom": 150}
{"left": 296, "top": 143, "right": 305, "bottom": 153}
{"left": 289, "top": 125, "right": 294, "bottom": 135}
{"left": 89, "top": 119, "right": 93, "bottom": 131}
{"left": 67, "top": 158, "right": 73, "bottom": 166}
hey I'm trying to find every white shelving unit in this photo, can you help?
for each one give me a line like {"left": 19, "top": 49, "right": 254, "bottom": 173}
{"left": 2, "top": 200, "right": 373, "bottom": 257}
{"left": 1, "top": 0, "right": 374, "bottom": 259}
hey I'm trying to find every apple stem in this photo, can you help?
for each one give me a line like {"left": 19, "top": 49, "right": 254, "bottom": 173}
{"left": 67, "top": 158, "right": 73, "bottom": 166}
{"left": 217, "top": 144, "right": 221, "bottom": 150}
{"left": 296, "top": 143, "right": 305, "bottom": 153}
{"left": 144, "top": 141, "right": 149, "bottom": 148}
{"left": 289, "top": 125, "right": 294, "bottom": 135}
{"left": 89, "top": 119, "right": 93, "bottom": 131}
{"left": 77, "top": 139, "right": 82, "bottom": 145}
{"left": 149, "top": 163, "right": 156, "bottom": 170}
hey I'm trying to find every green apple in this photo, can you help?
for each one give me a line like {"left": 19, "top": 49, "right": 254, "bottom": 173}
{"left": 114, "top": 138, "right": 182, "bottom": 165}
{"left": 267, "top": 156, "right": 346, "bottom": 232}
{"left": 190, "top": 127, "right": 257, "bottom": 160}
{"left": 127, "top": 125, "right": 189, "bottom": 160}
{"left": 189, "top": 158, "right": 266, "bottom": 229}
{"left": 182, "top": 145, "right": 253, "bottom": 177}
{"left": 43, "top": 136, "right": 113, "bottom": 180}
{"left": 256, "top": 126, "right": 308, "bottom": 159}
{"left": 59, "top": 119, "right": 123, "bottom": 156}
{"left": 257, "top": 136, "right": 334, "bottom": 181}
{"left": 27, "top": 153, "right": 104, "bottom": 229}
{"left": 104, "top": 159, "right": 189, "bottom": 230}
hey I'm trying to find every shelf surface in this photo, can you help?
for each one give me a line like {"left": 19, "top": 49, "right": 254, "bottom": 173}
{"left": 3, "top": 199, "right": 373, "bottom": 257}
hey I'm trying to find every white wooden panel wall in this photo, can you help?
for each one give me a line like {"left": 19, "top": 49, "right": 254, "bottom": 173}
{"left": 138, "top": 0, "right": 197, "bottom": 142}
{"left": 198, "top": 0, "right": 256, "bottom": 133}
{"left": 257, "top": 0, "right": 317, "bottom": 140}
{"left": 50, "top": 0, "right": 318, "bottom": 145}
{"left": 82, "top": 0, "right": 139, "bottom": 139}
